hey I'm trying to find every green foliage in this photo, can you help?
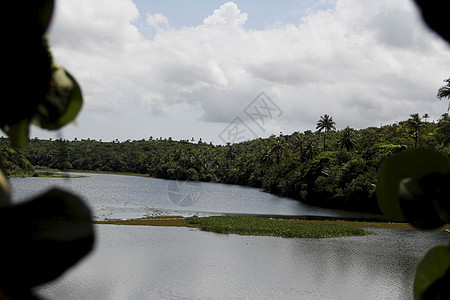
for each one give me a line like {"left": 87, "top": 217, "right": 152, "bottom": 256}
{"left": 435, "top": 113, "right": 450, "bottom": 147}
{"left": 339, "top": 126, "right": 357, "bottom": 151}
{"left": 0, "top": 146, "right": 33, "bottom": 176}
{"left": 316, "top": 114, "right": 336, "bottom": 150}
{"left": 186, "top": 216, "right": 370, "bottom": 238}
{"left": 407, "top": 113, "right": 423, "bottom": 148}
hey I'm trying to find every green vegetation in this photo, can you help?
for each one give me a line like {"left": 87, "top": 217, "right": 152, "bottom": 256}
{"left": 186, "top": 216, "right": 370, "bottom": 238}
{"left": 316, "top": 114, "right": 336, "bottom": 151}
{"left": 95, "top": 216, "right": 194, "bottom": 227}
{"left": 0, "top": 146, "right": 34, "bottom": 177}
{"left": 3, "top": 112, "right": 448, "bottom": 214}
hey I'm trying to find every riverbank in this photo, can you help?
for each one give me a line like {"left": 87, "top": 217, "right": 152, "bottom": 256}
{"left": 25, "top": 168, "right": 149, "bottom": 178}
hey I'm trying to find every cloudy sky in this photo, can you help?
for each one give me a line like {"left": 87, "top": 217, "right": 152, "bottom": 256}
{"left": 30, "top": 0, "right": 450, "bottom": 144}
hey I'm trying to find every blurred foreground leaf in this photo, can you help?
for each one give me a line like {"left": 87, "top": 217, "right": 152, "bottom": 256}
{"left": 2, "top": 119, "right": 30, "bottom": 148}
{"left": 34, "top": 0, "right": 54, "bottom": 35}
{"left": 399, "top": 173, "right": 450, "bottom": 229}
{"left": 33, "top": 66, "right": 83, "bottom": 130}
{"left": 0, "top": 170, "right": 10, "bottom": 207}
{"left": 414, "top": 245, "right": 450, "bottom": 299}
{"left": 376, "top": 149, "right": 450, "bottom": 224}
{"left": 0, "top": 189, "right": 94, "bottom": 293}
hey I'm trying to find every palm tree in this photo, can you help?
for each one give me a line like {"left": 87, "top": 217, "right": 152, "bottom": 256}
{"left": 316, "top": 114, "right": 336, "bottom": 150}
{"left": 339, "top": 126, "right": 357, "bottom": 151}
{"left": 225, "top": 144, "right": 236, "bottom": 169}
{"left": 270, "top": 138, "right": 285, "bottom": 166}
{"left": 408, "top": 113, "right": 422, "bottom": 148}
{"left": 437, "top": 77, "right": 450, "bottom": 111}
{"left": 422, "top": 113, "right": 430, "bottom": 122}
{"left": 260, "top": 149, "right": 273, "bottom": 167}
{"left": 302, "top": 140, "right": 318, "bottom": 162}
{"left": 436, "top": 113, "right": 450, "bottom": 146}
{"left": 292, "top": 132, "right": 306, "bottom": 158}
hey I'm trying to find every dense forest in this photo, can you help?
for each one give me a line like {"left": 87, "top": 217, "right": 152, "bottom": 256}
{"left": 1, "top": 113, "right": 449, "bottom": 214}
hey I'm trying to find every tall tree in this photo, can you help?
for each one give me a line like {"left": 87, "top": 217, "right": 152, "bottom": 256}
{"left": 316, "top": 114, "right": 336, "bottom": 150}
{"left": 302, "top": 140, "right": 318, "bottom": 162}
{"left": 292, "top": 132, "right": 306, "bottom": 158}
{"left": 436, "top": 113, "right": 450, "bottom": 146}
{"left": 339, "top": 126, "right": 357, "bottom": 151}
{"left": 437, "top": 77, "right": 450, "bottom": 111}
{"left": 408, "top": 113, "right": 422, "bottom": 148}
{"left": 260, "top": 149, "right": 273, "bottom": 167}
{"left": 270, "top": 138, "right": 285, "bottom": 166}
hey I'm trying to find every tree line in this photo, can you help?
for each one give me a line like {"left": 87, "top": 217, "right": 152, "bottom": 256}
{"left": 1, "top": 113, "right": 449, "bottom": 214}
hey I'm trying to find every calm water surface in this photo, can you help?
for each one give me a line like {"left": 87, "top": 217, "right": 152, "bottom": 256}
{"left": 9, "top": 174, "right": 448, "bottom": 299}
{"left": 9, "top": 173, "right": 380, "bottom": 220}
{"left": 35, "top": 225, "right": 448, "bottom": 300}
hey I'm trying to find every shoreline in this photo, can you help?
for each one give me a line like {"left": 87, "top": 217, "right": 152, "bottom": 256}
{"left": 28, "top": 168, "right": 150, "bottom": 178}
{"left": 94, "top": 215, "right": 450, "bottom": 231}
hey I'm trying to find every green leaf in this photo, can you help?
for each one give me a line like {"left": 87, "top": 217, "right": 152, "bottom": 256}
{"left": 414, "top": 245, "right": 450, "bottom": 299}
{"left": 376, "top": 149, "right": 450, "bottom": 222}
{"left": 33, "top": 66, "right": 83, "bottom": 130}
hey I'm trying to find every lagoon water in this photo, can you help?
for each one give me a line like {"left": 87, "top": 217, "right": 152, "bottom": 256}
{"left": 8, "top": 173, "right": 449, "bottom": 299}
{"left": 35, "top": 226, "right": 448, "bottom": 300}
{"left": 9, "top": 173, "right": 380, "bottom": 220}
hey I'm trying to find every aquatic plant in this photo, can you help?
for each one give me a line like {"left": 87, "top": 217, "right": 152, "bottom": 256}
{"left": 186, "top": 216, "right": 370, "bottom": 239}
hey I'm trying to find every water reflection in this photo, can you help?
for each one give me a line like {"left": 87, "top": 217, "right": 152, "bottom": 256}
{"left": 36, "top": 226, "right": 448, "bottom": 299}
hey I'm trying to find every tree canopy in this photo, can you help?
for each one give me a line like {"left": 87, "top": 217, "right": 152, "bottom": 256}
{"left": 3, "top": 113, "right": 449, "bottom": 215}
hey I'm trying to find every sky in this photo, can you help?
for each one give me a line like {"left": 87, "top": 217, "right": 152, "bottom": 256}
{"left": 28, "top": 0, "right": 450, "bottom": 144}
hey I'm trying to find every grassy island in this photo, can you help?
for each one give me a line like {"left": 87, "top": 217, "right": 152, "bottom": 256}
{"left": 186, "top": 216, "right": 371, "bottom": 238}
{"left": 96, "top": 216, "right": 372, "bottom": 238}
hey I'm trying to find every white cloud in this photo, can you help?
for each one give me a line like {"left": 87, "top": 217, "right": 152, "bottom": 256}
{"left": 47, "top": 0, "right": 450, "bottom": 142}
{"left": 202, "top": 2, "right": 247, "bottom": 27}
{"left": 146, "top": 13, "right": 169, "bottom": 29}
